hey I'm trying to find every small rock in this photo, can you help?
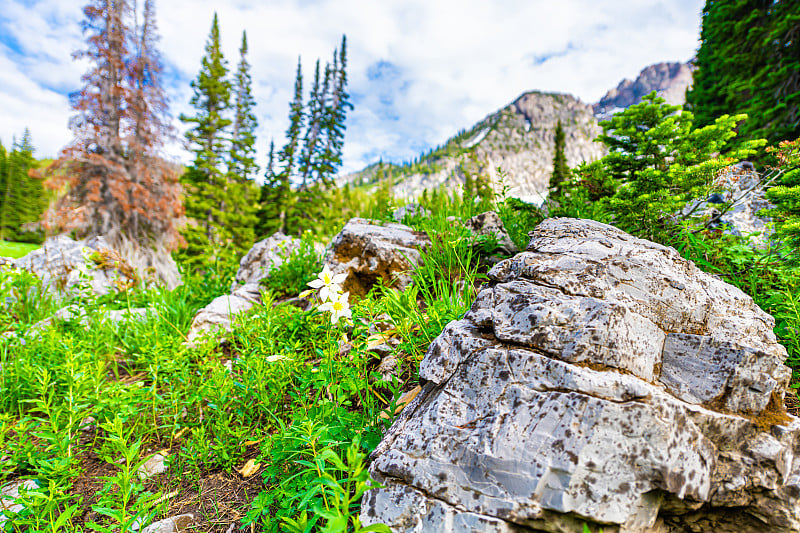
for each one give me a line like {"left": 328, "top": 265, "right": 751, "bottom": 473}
{"left": 375, "top": 353, "right": 400, "bottom": 382}
{"left": 141, "top": 513, "right": 199, "bottom": 533}
{"left": 233, "top": 232, "right": 301, "bottom": 290}
{"left": 79, "top": 416, "right": 96, "bottom": 432}
{"left": 186, "top": 294, "right": 255, "bottom": 343}
{"left": 464, "top": 210, "right": 519, "bottom": 256}
{"left": 683, "top": 162, "right": 774, "bottom": 247}
{"left": 392, "top": 203, "right": 430, "bottom": 223}
{"left": 137, "top": 452, "right": 168, "bottom": 480}
{"left": 337, "top": 341, "right": 353, "bottom": 358}
{"left": 0, "top": 479, "right": 38, "bottom": 524}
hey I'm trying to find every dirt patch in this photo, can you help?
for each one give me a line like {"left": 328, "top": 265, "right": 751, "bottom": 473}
{"left": 784, "top": 389, "right": 800, "bottom": 418}
{"left": 64, "top": 442, "right": 266, "bottom": 532}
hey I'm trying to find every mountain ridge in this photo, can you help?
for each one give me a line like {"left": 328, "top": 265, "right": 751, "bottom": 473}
{"left": 342, "top": 60, "right": 695, "bottom": 204}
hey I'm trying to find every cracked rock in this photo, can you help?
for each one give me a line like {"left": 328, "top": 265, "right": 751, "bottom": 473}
{"left": 323, "top": 218, "right": 430, "bottom": 298}
{"left": 361, "top": 218, "right": 798, "bottom": 533}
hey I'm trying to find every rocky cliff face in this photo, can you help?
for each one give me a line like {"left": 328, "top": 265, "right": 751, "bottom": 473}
{"left": 593, "top": 61, "right": 694, "bottom": 120}
{"left": 350, "top": 92, "right": 605, "bottom": 204}
{"left": 344, "top": 60, "right": 694, "bottom": 204}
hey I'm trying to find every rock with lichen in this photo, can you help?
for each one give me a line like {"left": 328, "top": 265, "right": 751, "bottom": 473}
{"left": 361, "top": 217, "right": 799, "bottom": 533}
{"left": 323, "top": 218, "right": 430, "bottom": 299}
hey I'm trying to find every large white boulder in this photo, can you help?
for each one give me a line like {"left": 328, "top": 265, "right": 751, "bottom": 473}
{"left": 361, "top": 218, "right": 799, "bottom": 533}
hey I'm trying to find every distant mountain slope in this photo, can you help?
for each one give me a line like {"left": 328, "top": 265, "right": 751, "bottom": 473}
{"left": 593, "top": 61, "right": 694, "bottom": 120}
{"left": 344, "top": 92, "right": 604, "bottom": 204}
{"left": 343, "top": 60, "right": 694, "bottom": 204}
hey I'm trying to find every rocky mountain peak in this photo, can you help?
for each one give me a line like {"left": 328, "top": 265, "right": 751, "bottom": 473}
{"left": 593, "top": 61, "right": 694, "bottom": 120}
{"left": 343, "top": 60, "right": 695, "bottom": 205}
{"left": 360, "top": 91, "right": 605, "bottom": 204}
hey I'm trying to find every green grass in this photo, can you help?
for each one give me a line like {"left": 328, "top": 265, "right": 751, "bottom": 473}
{"left": 0, "top": 240, "right": 39, "bottom": 258}
{"left": 0, "top": 206, "right": 488, "bottom": 532}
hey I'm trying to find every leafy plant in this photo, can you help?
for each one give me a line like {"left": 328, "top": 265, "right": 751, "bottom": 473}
{"left": 262, "top": 234, "right": 323, "bottom": 298}
{"left": 87, "top": 416, "right": 162, "bottom": 532}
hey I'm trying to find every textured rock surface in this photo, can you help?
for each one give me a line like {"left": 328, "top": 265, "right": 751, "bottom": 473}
{"left": 593, "top": 62, "right": 695, "bottom": 120}
{"left": 137, "top": 452, "right": 168, "bottom": 480}
{"left": 465, "top": 210, "right": 519, "bottom": 256}
{"left": 186, "top": 293, "right": 257, "bottom": 343}
{"left": 0, "top": 479, "right": 38, "bottom": 525}
{"left": 187, "top": 232, "right": 305, "bottom": 343}
{"left": 232, "top": 232, "right": 301, "bottom": 290}
{"left": 13, "top": 235, "right": 135, "bottom": 297}
{"left": 393, "top": 203, "right": 431, "bottom": 223}
{"left": 323, "top": 218, "right": 430, "bottom": 298}
{"left": 12, "top": 235, "right": 180, "bottom": 296}
{"left": 362, "top": 218, "right": 799, "bottom": 533}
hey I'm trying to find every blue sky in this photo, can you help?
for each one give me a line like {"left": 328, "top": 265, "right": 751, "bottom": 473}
{"left": 0, "top": 0, "right": 704, "bottom": 175}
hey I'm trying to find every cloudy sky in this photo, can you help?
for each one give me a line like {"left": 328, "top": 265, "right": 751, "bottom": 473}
{"left": 0, "top": 0, "right": 703, "bottom": 176}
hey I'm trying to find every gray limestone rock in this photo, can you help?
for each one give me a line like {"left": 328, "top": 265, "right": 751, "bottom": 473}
{"left": 13, "top": 235, "right": 132, "bottom": 297}
{"left": 361, "top": 218, "right": 798, "bottom": 533}
{"left": 0, "top": 479, "right": 38, "bottom": 525}
{"left": 323, "top": 218, "right": 430, "bottom": 298}
{"left": 683, "top": 162, "right": 775, "bottom": 247}
{"left": 465, "top": 210, "right": 519, "bottom": 257}
{"left": 186, "top": 232, "right": 308, "bottom": 343}
{"left": 232, "top": 232, "right": 301, "bottom": 290}
{"left": 186, "top": 294, "right": 255, "bottom": 343}
{"left": 137, "top": 452, "right": 168, "bottom": 480}
{"left": 12, "top": 235, "right": 180, "bottom": 298}
{"left": 393, "top": 203, "right": 431, "bottom": 224}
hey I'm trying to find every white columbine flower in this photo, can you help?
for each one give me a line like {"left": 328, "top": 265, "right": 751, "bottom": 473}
{"left": 307, "top": 265, "right": 347, "bottom": 302}
{"left": 318, "top": 291, "right": 352, "bottom": 324}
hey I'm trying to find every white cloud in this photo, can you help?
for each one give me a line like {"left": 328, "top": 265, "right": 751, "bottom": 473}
{"left": 0, "top": 0, "right": 703, "bottom": 172}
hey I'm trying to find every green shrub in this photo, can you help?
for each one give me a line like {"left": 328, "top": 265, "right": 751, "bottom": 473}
{"left": 261, "top": 234, "right": 323, "bottom": 298}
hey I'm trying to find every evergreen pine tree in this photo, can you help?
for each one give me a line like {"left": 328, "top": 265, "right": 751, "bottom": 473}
{"left": 0, "top": 131, "right": 39, "bottom": 240}
{"left": 0, "top": 142, "right": 6, "bottom": 225}
{"left": 274, "top": 59, "right": 304, "bottom": 235}
{"left": 460, "top": 153, "right": 493, "bottom": 215}
{"left": 765, "top": 140, "right": 800, "bottom": 261}
{"left": 297, "top": 60, "right": 324, "bottom": 186}
{"left": 230, "top": 31, "right": 259, "bottom": 181}
{"left": 15, "top": 130, "right": 42, "bottom": 227}
{"left": 687, "top": 0, "right": 797, "bottom": 143}
{"left": 179, "top": 12, "right": 233, "bottom": 262}
{"left": 256, "top": 139, "right": 289, "bottom": 237}
{"left": 0, "top": 137, "right": 21, "bottom": 241}
{"left": 584, "top": 92, "right": 751, "bottom": 239}
{"left": 278, "top": 58, "right": 305, "bottom": 183}
{"left": 223, "top": 30, "right": 259, "bottom": 251}
{"left": 745, "top": 1, "right": 800, "bottom": 142}
{"left": 317, "top": 35, "right": 352, "bottom": 185}
{"left": 549, "top": 120, "right": 570, "bottom": 198}
{"left": 258, "top": 138, "right": 296, "bottom": 237}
